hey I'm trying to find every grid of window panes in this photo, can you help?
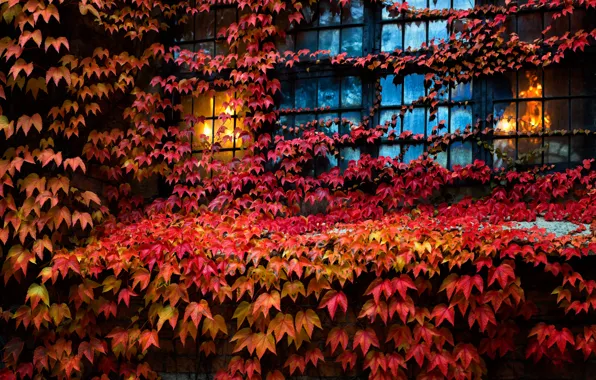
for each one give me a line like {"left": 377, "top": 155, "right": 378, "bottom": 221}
{"left": 177, "top": 7, "right": 239, "bottom": 57}
{"left": 491, "top": 60, "right": 596, "bottom": 168}
{"left": 276, "top": 0, "right": 365, "bottom": 57}
{"left": 279, "top": 75, "right": 364, "bottom": 170}
{"left": 378, "top": 74, "right": 475, "bottom": 167}
{"left": 380, "top": 0, "right": 474, "bottom": 52}
{"left": 181, "top": 93, "right": 246, "bottom": 160}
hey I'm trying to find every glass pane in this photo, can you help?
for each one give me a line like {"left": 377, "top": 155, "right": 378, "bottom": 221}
{"left": 380, "top": 110, "right": 400, "bottom": 138}
{"left": 518, "top": 71, "right": 542, "bottom": 98}
{"left": 403, "top": 144, "right": 424, "bottom": 163}
{"left": 319, "top": 29, "right": 340, "bottom": 57}
{"left": 404, "top": 74, "right": 425, "bottom": 104}
{"left": 434, "top": 150, "right": 448, "bottom": 167}
{"left": 544, "top": 99, "right": 568, "bottom": 132}
{"left": 280, "top": 81, "right": 294, "bottom": 108}
{"left": 214, "top": 92, "right": 233, "bottom": 116}
{"left": 379, "top": 144, "right": 401, "bottom": 158}
{"left": 295, "top": 113, "right": 315, "bottom": 126}
{"left": 571, "top": 99, "right": 596, "bottom": 131}
{"left": 518, "top": 137, "right": 542, "bottom": 164}
{"left": 195, "top": 42, "right": 215, "bottom": 57}
{"left": 518, "top": 101, "right": 543, "bottom": 133}
{"left": 380, "top": 76, "right": 402, "bottom": 106}
{"left": 181, "top": 96, "right": 193, "bottom": 115}
{"left": 494, "top": 102, "right": 516, "bottom": 135}
{"left": 195, "top": 11, "right": 215, "bottom": 39}
{"left": 342, "top": 0, "right": 364, "bottom": 23}
{"left": 216, "top": 41, "right": 229, "bottom": 56}
{"left": 453, "top": 0, "right": 474, "bottom": 10}
{"left": 216, "top": 8, "right": 236, "bottom": 35}
{"left": 571, "top": 59, "right": 596, "bottom": 95}
{"left": 319, "top": 0, "right": 340, "bottom": 25}
{"left": 544, "top": 12, "right": 569, "bottom": 38}
{"left": 518, "top": 13, "right": 542, "bottom": 41}
{"left": 492, "top": 138, "right": 516, "bottom": 168}
{"left": 341, "top": 77, "right": 362, "bottom": 107}
{"left": 409, "top": 0, "right": 427, "bottom": 8}
{"left": 319, "top": 113, "right": 339, "bottom": 136}
{"left": 340, "top": 147, "right": 360, "bottom": 169}
{"left": 341, "top": 111, "right": 361, "bottom": 133}
{"left": 181, "top": 17, "right": 194, "bottom": 42}
{"left": 493, "top": 72, "right": 516, "bottom": 100}
{"left": 276, "top": 35, "right": 295, "bottom": 53}
{"left": 301, "top": 5, "right": 318, "bottom": 26}
{"left": 545, "top": 136, "right": 569, "bottom": 164}
{"left": 295, "top": 80, "right": 317, "bottom": 108}
{"left": 403, "top": 108, "right": 426, "bottom": 135}
{"left": 427, "top": 106, "right": 449, "bottom": 135}
{"left": 451, "top": 81, "right": 472, "bottom": 101}
{"left": 195, "top": 119, "right": 214, "bottom": 144}
{"left": 194, "top": 95, "right": 214, "bottom": 117}
{"left": 450, "top": 106, "right": 473, "bottom": 133}
{"left": 571, "top": 136, "right": 595, "bottom": 162}
{"left": 544, "top": 67, "right": 569, "bottom": 97}
{"left": 214, "top": 119, "right": 235, "bottom": 149}
{"left": 429, "top": 0, "right": 450, "bottom": 9}
{"left": 296, "top": 31, "right": 318, "bottom": 52}
{"left": 450, "top": 141, "right": 472, "bottom": 167}
{"left": 318, "top": 77, "right": 340, "bottom": 108}
{"left": 381, "top": 24, "right": 403, "bottom": 52}
{"left": 404, "top": 21, "right": 427, "bottom": 49}
{"left": 428, "top": 20, "right": 449, "bottom": 43}
{"left": 341, "top": 27, "right": 363, "bottom": 56}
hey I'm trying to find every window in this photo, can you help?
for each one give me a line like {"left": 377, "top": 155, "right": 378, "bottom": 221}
{"left": 177, "top": 6, "right": 239, "bottom": 57}
{"left": 277, "top": 0, "right": 365, "bottom": 57}
{"left": 378, "top": 74, "right": 475, "bottom": 167}
{"left": 491, "top": 59, "right": 596, "bottom": 168}
{"left": 380, "top": 0, "right": 474, "bottom": 52}
{"left": 181, "top": 92, "right": 246, "bottom": 161}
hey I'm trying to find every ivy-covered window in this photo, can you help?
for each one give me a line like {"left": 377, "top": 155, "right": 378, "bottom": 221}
{"left": 380, "top": 0, "right": 474, "bottom": 52}
{"left": 178, "top": 6, "right": 239, "bottom": 57}
{"left": 277, "top": 0, "right": 366, "bottom": 57}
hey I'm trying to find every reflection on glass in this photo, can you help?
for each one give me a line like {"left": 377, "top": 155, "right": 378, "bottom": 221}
{"left": 545, "top": 136, "right": 568, "bottom": 164}
{"left": 318, "top": 77, "right": 340, "bottom": 108}
{"left": 404, "top": 74, "right": 425, "bottom": 104}
{"left": 379, "top": 144, "right": 401, "bottom": 158}
{"left": 544, "top": 100, "right": 568, "bottom": 131}
{"left": 341, "top": 27, "right": 363, "bottom": 56}
{"left": 403, "top": 144, "right": 424, "bottom": 163}
{"left": 429, "top": 0, "right": 450, "bottom": 9}
{"left": 296, "top": 31, "right": 318, "bottom": 52}
{"left": 341, "top": 77, "right": 362, "bottom": 106}
{"left": 380, "top": 110, "right": 400, "bottom": 138}
{"left": 451, "top": 81, "right": 472, "bottom": 101}
{"left": 429, "top": 20, "right": 449, "bottom": 42}
{"left": 493, "top": 138, "right": 516, "bottom": 168}
{"left": 319, "top": 0, "right": 341, "bottom": 25}
{"left": 295, "top": 80, "right": 316, "bottom": 108}
{"left": 195, "top": 11, "right": 215, "bottom": 39}
{"left": 381, "top": 76, "right": 402, "bottom": 106}
{"left": 405, "top": 21, "right": 426, "bottom": 49}
{"left": 381, "top": 24, "right": 403, "bottom": 52}
{"left": 427, "top": 106, "right": 449, "bottom": 135}
{"left": 494, "top": 103, "right": 516, "bottom": 135}
{"left": 450, "top": 141, "right": 472, "bottom": 167}
{"left": 342, "top": 0, "right": 364, "bottom": 23}
{"left": 450, "top": 107, "right": 473, "bottom": 132}
{"left": 453, "top": 0, "right": 474, "bottom": 9}
{"left": 319, "top": 29, "right": 340, "bottom": 56}
{"left": 280, "top": 81, "right": 293, "bottom": 108}
{"left": 340, "top": 147, "right": 360, "bottom": 169}
{"left": 403, "top": 108, "right": 425, "bottom": 135}
{"left": 518, "top": 137, "right": 542, "bottom": 164}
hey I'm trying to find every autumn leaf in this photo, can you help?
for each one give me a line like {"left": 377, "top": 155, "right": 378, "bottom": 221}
{"left": 353, "top": 328, "right": 380, "bottom": 355}
{"left": 488, "top": 263, "right": 516, "bottom": 289}
{"left": 268, "top": 313, "right": 296, "bottom": 343}
{"left": 327, "top": 327, "right": 349, "bottom": 354}
{"left": 294, "top": 309, "right": 322, "bottom": 338}
{"left": 26, "top": 283, "right": 50, "bottom": 310}
{"left": 318, "top": 290, "right": 348, "bottom": 320}
{"left": 252, "top": 291, "right": 281, "bottom": 318}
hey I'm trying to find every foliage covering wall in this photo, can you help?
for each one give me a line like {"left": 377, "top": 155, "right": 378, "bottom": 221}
{"left": 1, "top": 0, "right": 596, "bottom": 378}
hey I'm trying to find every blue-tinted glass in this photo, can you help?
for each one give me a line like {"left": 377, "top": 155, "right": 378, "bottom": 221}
{"left": 405, "top": 21, "right": 427, "bottom": 49}
{"left": 295, "top": 113, "right": 315, "bottom": 127}
{"left": 429, "top": 0, "right": 450, "bottom": 9}
{"left": 301, "top": 6, "right": 318, "bottom": 26}
{"left": 319, "top": 0, "right": 340, "bottom": 25}
{"left": 434, "top": 150, "right": 448, "bottom": 167}
{"left": 319, "top": 29, "right": 340, "bottom": 57}
{"left": 428, "top": 106, "right": 449, "bottom": 135}
{"left": 379, "top": 144, "right": 401, "bottom": 158}
{"left": 296, "top": 31, "right": 318, "bottom": 51}
{"left": 403, "top": 108, "right": 426, "bottom": 135}
{"left": 318, "top": 77, "right": 340, "bottom": 108}
{"left": 428, "top": 20, "right": 449, "bottom": 43}
{"left": 341, "top": 77, "right": 362, "bottom": 107}
{"left": 404, "top": 74, "right": 425, "bottom": 104}
{"left": 450, "top": 141, "right": 473, "bottom": 167}
{"left": 453, "top": 0, "right": 474, "bottom": 9}
{"left": 295, "top": 80, "right": 316, "bottom": 108}
{"left": 278, "top": 116, "right": 292, "bottom": 135}
{"left": 319, "top": 112, "right": 339, "bottom": 136}
{"left": 340, "top": 147, "right": 360, "bottom": 168}
{"left": 381, "top": 75, "right": 402, "bottom": 106}
{"left": 341, "top": 111, "right": 361, "bottom": 133}
{"left": 409, "top": 0, "right": 427, "bottom": 8}
{"left": 341, "top": 27, "right": 363, "bottom": 56}
{"left": 380, "top": 110, "right": 400, "bottom": 139}
{"left": 450, "top": 107, "right": 473, "bottom": 133}
{"left": 343, "top": 0, "right": 364, "bottom": 23}
{"left": 381, "top": 24, "right": 403, "bottom": 52}
{"left": 280, "top": 81, "right": 293, "bottom": 108}
{"left": 451, "top": 81, "right": 472, "bottom": 101}
{"left": 327, "top": 153, "right": 338, "bottom": 168}
{"left": 403, "top": 144, "right": 424, "bottom": 163}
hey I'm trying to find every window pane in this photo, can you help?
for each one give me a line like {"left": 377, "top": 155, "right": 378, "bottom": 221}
{"left": 381, "top": 24, "right": 403, "bottom": 52}
{"left": 195, "top": 42, "right": 215, "bottom": 57}
{"left": 493, "top": 138, "right": 516, "bottom": 168}
{"left": 318, "top": 77, "right": 340, "bottom": 108}
{"left": 195, "top": 11, "right": 215, "bottom": 39}
{"left": 544, "top": 67, "right": 569, "bottom": 97}
{"left": 494, "top": 102, "right": 516, "bottom": 135}
{"left": 493, "top": 72, "right": 516, "bottom": 100}
{"left": 404, "top": 21, "right": 427, "bottom": 49}
{"left": 403, "top": 144, "right": 424, "bottom": 163}
{"left": 571, "top": 99, "right": 596, "bottom": 131}
{"left": 544, "top": 12, "right": 569, "bottom": 38}
{"left": 381, "top": 76, "right": 402, "bottom": 106}
{"left": 341, "top": 76, "right": 362, "bottom": 107}
{"left": 518, "top": 137, "right": 542, "bottom": 164}
{"left": 280, "top": 81, "right": 294, "bottom": 108}
{"left": 216, "top": 8, "right": 236, "bottom": 35}
{"left": 295, "top": 113, "right": 314, "bottom": 126}
{"left": 409, "top": 0, "right": 427, "bottom": 8}
{"left": 319, "top": 29, "right": 340, "bottom": 57}
{"left": 545, "top": 136, "right": 569, "bottom": 164}
{"left": 453, "top": 0, "right": 474, "bottom": 10}
{"left": 342, "top": 0, "right": 364, "bottom": 23}
{"left": 296, "top": 31, "right": 318, "bottom": 51}
{"left": 450, "top": 106, "right": 473, "bottom": 132}
{"left": 194, "top": 95, "right": 213, "bottom": 117}
{"left": 404, "top": 74, "right": 425, "bottom": 104}
{"left": 340, "top": 147, "right": 360, "bottom": 169}
{"left": 216, "top": 41, "right": 229, "bottom": 55}
{"left": 319, "top": 0, "right": 341, "bottom": 25}
{"left": 295, "top": 80, "right": 317, "bottom": 108}
{"left": 518, "top": 101, "right": 543, "bottom": 133}
{"left": 519, "top": 70, "right": 542, "bottom": 98}
{"left": 571, "top": 60, "right": 596, "bottom": 95}
{"left": 403, "top": 108, "right": 426, "bottom": 135}
{"left": 301, "top": 6, "right": 318, "bottom": 26}
{"left": 379, "top": 144, "right": 401, "bottom": 158}
{"left": 434, "top": 150, "right": 448, "bottom": 167}
{"left": 450, "top": 141, "right": 472, "bottom": 167}
{"left": 429, "top": 0, "right": 450, "bottom": 9}
{"left": 181, "top": 17, "right": 194, "bottom": 42}
{"left": 181, "top": 95, "right": 193, "bottom": 115}
{"left": 544, "top": 100, "right": 568, "bottom": 131}
{"left": 518, "top": 13, "right": 542, "bottom": 41}
{"left": 428, "top": 20, "right": 449, "bottom": 43}
{"left": 380, "top": 110, "right": 400, "bottom": 138}
{"left": 451, "top": 81, "right": 472, "bottom": 101}
{"left": 341, "top": 27, "right": 363, "bottom": 56}
{"left": 341, "top": 111, "right": 362, "bottom": 133}
{"left": 571, "top": 136, "right": 596, "bottom": 162}
{"left": 427, "top": 106, "right": 449, "bottom": 135}
{"left": 195, "top": 119, "right": 214, "bottom": 145}
{"left": 319, "top": 112, "right": 339, "bottom": 135}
